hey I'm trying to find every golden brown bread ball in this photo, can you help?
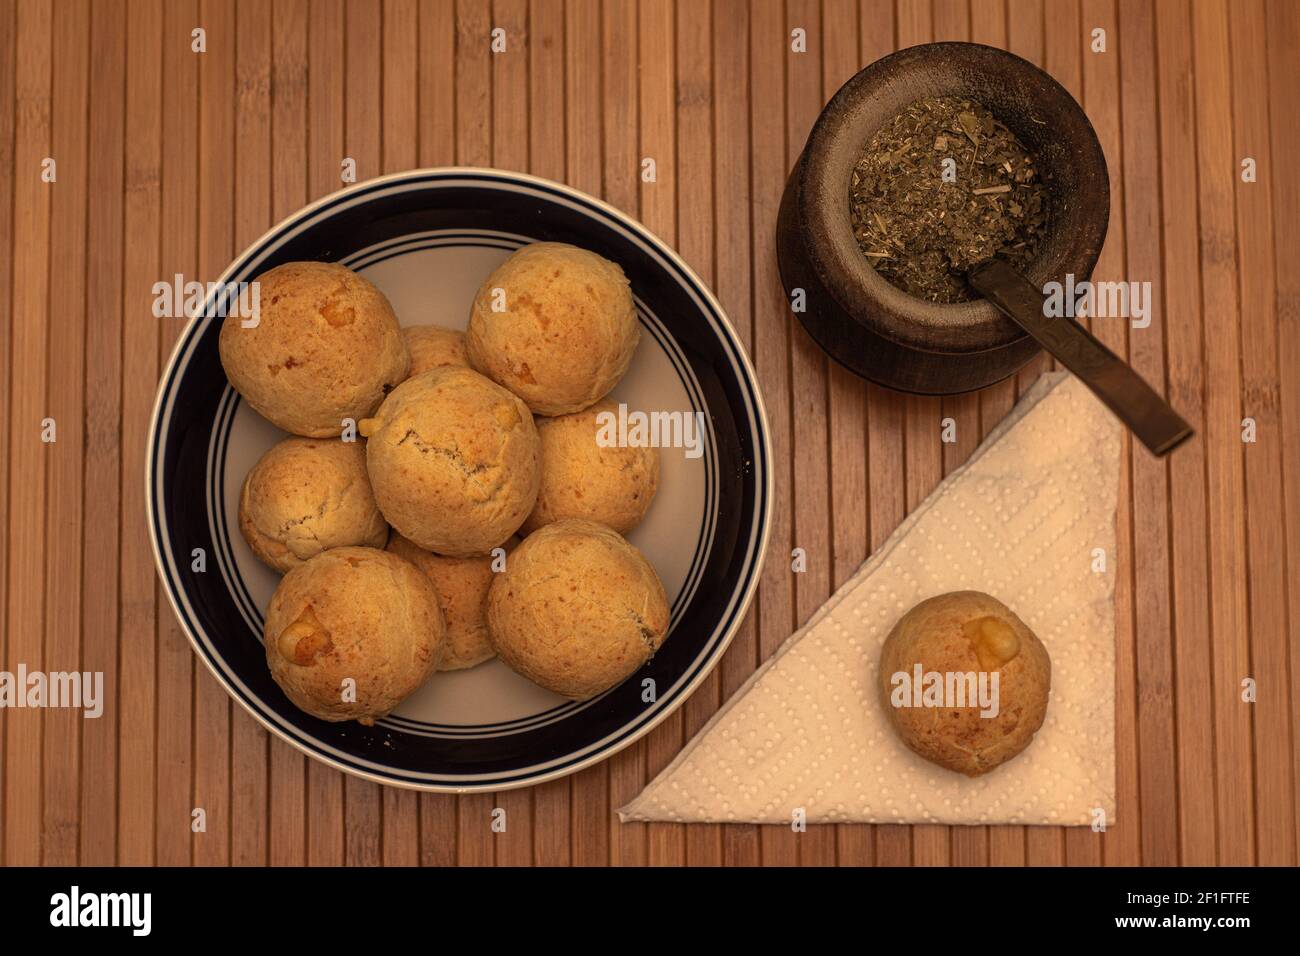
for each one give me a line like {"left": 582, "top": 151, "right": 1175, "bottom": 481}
{"left": 387, "top": 533, "right": 514, "bottom": 671}
{"left": 486, "top": 519, "right": 669, "bottom": 700}
{"left": 403, "top": 324, "right": 469, "bottom": 376}
{"left": 521, "top": 399, "right": 660, "bottom": 535}
{"left": 264, "top": 547, "right": 445, "bottom": 724}
{"left": 238, "top": 437, "right": 388, "bottom": 574}
{"left": 360, "top": 366, "right": 540, "bottom": 557}
{"left": 466, "top": 242, "right": 639, "bottom": 416}
{"left": 219, "top": 261, "right": 409, "bottom": 437}
{"left": 877, "top": 590, "right": 1051, "bottom": 777}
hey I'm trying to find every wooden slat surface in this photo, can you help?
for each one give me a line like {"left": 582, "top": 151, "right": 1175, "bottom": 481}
{"left": 0, "top": 0, "right": 1295, "bottom": 866}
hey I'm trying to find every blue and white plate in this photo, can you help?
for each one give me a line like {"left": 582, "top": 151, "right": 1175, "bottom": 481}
{"left": 148, "top": 169, "right": 772, "bottom": 792}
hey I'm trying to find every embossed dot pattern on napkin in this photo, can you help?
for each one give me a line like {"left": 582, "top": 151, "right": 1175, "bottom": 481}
{"left": 620, "top": 372, "right": 1120, "bottom": 825}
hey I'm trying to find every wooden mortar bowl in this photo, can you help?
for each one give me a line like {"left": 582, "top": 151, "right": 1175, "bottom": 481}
{"left": 777, "top": 42, "right": 1110, "bottom": 394}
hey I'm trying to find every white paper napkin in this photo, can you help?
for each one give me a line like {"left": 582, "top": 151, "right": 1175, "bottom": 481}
{"left": 620, "top": 372, "right": 1119, "bottom": 826}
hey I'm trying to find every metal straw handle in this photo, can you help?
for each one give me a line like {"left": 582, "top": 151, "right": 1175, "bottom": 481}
{"left": 968, "top": 259, "right": 1193, "bottom": 457}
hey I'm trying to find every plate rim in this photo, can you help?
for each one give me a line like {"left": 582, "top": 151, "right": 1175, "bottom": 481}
{"left": 146, "top": 166, "right": 775, "bottom": 793}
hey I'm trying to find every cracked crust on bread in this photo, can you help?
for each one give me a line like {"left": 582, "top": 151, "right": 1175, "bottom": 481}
{"left": 522, "top": 399, "right": 660, "bottom": 535}
{"left": 876, "top": 590, "right": 1051, "bottom": 777}
{"left": 219, "top": 261, "right": 409, "bottom": 437}
{"left": 264, "top": 546, "right": 445, "bottom": 723}
{"left": 466, "top": 243, "right": 639, "bottom": 417}
{"left": 485, "top": 519, "right": 669, "bottom": 701}
{"left": 402, "top": 324, "right": 470, "bottom": 376}
{"left": 362, "top": 366, "right": 541, "bottom": 557}
{"left": 238, "top": 436, "right": 389, "bottom": 574}
{"left": 386, "top": 533, "right": 514, "bottom": 671}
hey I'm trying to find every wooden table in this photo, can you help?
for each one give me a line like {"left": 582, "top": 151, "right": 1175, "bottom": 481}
{"left": 1, "top": 0, "right": 1295, "bottom": 867}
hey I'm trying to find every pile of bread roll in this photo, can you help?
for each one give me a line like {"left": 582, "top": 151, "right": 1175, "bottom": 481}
{"left": 220, "top": 244, "right": 669, "bottom": 725}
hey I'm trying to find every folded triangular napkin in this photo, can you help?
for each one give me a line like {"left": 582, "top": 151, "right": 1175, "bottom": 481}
{"left": 621, "top": 372, "right": 1120, "bottom": 826}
